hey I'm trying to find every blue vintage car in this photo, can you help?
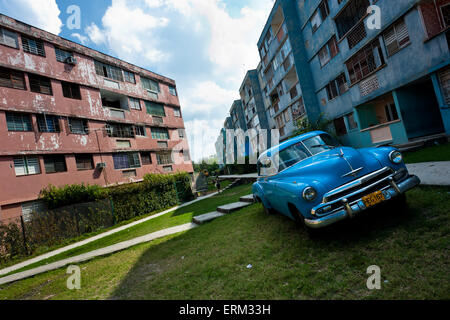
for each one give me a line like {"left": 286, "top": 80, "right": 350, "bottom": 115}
{"left": 252, "top": 131, "right": 420, "bottom": 234}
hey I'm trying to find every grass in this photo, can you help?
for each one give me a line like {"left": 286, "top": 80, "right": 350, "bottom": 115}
{"left": 1, "top": 183, "right": 253, "bottom": 277}
{"left": 403, "top": 142, "right": 450, "bottom": 164}
{"left": 0, "top": 185, "right": 448, "bottom": 300}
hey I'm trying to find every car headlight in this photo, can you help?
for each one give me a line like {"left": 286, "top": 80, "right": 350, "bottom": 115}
{"left": 389, "top": 150, "right": 403, "bottom": 164}
{"left": 303, "top": 187, "right": 317, "bottom": 202}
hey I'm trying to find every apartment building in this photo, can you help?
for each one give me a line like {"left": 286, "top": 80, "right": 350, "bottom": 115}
{"left": 0, "top": 14, "right": 193, "bottom": 222}
{"left": 258, "top": 0, "right": 450, "bottom": 147}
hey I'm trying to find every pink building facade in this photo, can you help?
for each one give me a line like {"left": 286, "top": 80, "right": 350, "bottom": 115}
{"left": 0, "top": 14, "right": 193, "bottom": 222}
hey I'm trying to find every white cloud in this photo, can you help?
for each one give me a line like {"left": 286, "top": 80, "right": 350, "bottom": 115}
{"left": 85, "top": 23, "right": 106, "bottom": 45}
{"left": 71, "top": 33, "right": 89, "bottom": 45}
{"left": 0, "top": 0, "right": 63, "bottom": 34}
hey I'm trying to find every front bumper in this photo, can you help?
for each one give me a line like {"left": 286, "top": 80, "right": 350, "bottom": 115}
{"left": 304, "top": 175, "right": 421, "bottom": 229}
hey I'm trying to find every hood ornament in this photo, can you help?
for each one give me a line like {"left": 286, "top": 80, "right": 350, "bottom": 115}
{"left": 339, "top": 148, "right": 364, "bottom": 178}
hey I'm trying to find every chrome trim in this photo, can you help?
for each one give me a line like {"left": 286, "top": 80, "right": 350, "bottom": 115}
{"left": 305, "top": 175, "right": 421, "bottom": 229}
{"left": 323, "top": 167, "right": 392, "bottom": 203}
{"left": 341, "top": 167, "right": 364, "bottom": 178}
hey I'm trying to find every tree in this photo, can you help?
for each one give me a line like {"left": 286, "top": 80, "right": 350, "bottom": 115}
{"left": 291, "top": 113, "right": 335, "bottom": 138}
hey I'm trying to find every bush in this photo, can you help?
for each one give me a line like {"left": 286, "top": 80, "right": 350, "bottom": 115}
{"left": 40, "top": 183, "right": 108, "bottom": 210}
{"left": 109, "top": 172, "right": 194, "bottom": 223}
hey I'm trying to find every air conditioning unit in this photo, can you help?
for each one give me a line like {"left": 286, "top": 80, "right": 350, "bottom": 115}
{"left": 96, "top": 162, "right": 107, "bottom": 169}
{"left": 65, "top": 56, "right": 77, "bottom": 65}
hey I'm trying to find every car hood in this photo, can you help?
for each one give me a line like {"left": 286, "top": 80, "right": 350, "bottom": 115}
{"left": 279, "top": 147, "right": 383, "bottom": 190}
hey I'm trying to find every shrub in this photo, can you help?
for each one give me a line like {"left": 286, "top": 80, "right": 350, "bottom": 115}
{"left": 40, "top": 183, "right": 108, "bottom": 209}
{"left": 291, "top": 112, "right": 335, "bottom": 138}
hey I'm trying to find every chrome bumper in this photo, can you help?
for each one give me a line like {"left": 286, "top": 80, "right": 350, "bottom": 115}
{"left": 304, "top": 175, "right": 421, "bottom": 229}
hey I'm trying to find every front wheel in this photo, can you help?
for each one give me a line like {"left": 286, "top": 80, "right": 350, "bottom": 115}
{"left": 262, "top": 202, "right": 276, "bottom": 215}
{"left": 289, "top": 205, "right": 320, "bottom": 239}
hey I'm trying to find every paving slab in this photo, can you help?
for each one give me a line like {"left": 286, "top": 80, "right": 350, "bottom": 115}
{"left": 406, "top": 162, "right": 450, "bottom": 186}
{"left": 192, "top": 212, "right": 225, "bottom": 225}
{"left": 0, "top": 223, "right": 197, "bottom": 286}
{"left": 240, "top": 194, "right": 255, "bottom": 203}
{"left": 217, "top": 202, "right": 253, "bottom": 214}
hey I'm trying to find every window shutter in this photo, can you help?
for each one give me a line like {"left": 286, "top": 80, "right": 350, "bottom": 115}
{"left": 14, "top": 157, "right": 26, "bottom": 176}
{"left": 396, "top": 20, "right": 410, "bottom": 46}
{"left": 384, "top": 26, "right": 399, "bottom": 56}
{"left": 0, "top": 28, "right": 18, "bottom": 48}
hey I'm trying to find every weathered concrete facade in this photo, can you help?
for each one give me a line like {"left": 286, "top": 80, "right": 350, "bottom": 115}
{"left": 257, "top": 0, "right": 450, "bottom": 146}
{"left": 0, "top": 14, "right": 193, "bottom": 221}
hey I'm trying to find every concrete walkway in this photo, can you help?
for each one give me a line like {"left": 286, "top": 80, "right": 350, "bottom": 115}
{"left": 0, "top": 191, "right": 219, "bottom": 277}
{"left": 406, "top": 162, "right": 450, "bottom": 186}
{"left": 219, "top": 162, "right": 450, "bottom": 186}
{"left": 0, "top": 223, "right": 197, "bottom": 286}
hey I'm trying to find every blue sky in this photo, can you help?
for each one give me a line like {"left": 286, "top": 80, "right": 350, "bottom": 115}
{"left": 0, "top": 0, "right": 274, "bottom": 161}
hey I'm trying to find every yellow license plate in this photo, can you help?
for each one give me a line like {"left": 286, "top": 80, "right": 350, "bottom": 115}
{"left": 362, "top": 191, "right": 385, "bottom": 208}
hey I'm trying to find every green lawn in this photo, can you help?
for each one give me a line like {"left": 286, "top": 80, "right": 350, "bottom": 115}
{"left": 403, "top": 143, "right": 450, "bottom": 164}
{"left": 1, "top": 185, "right": 448, "bottom": 300}
{"left": 1, "top": 183, "right": 252, "bottom": 277}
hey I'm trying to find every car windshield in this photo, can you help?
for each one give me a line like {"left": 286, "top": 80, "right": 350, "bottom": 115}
{"left": 278, "top": 142, "right": 310, "bottom": 172}
{"left": 303, "top": 134, "right": 340, "bottom": 155}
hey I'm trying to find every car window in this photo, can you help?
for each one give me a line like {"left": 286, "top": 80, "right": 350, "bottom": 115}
{"left": 303, "top": 134, "right": 340, "bottom": 155}
{"left": 278, "top": 142, "right": 309, "bottom": 172}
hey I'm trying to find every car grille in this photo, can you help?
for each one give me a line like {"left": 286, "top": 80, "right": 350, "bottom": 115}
{"left": 323, "top": 167, "right": 394, "bottom": 203}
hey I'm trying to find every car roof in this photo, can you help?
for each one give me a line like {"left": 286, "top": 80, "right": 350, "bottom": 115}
{"left": 259, "top": 131, "right": 328, "bottom": 160}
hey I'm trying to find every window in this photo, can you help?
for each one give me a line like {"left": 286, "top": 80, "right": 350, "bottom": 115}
{"left": 129, "top": 97, "right": 141, "bottom": 110}
{"left": 334, "top": 117, "right": 347, "bottom": 136}
{"left": 326, "top": 73, "right": 348, "bottom": 101}
{"left": 113, "top": 152, "right": 141, "bottom": 170}
{"left": 123, "top": 70, "right": 136, "bottom": 84}
{"left": 292, "top": 98, "right": 306, "bottom": 120}
{"left": 22, "top": 36, "right": 45, "bottom": 56}
{"left": 116, "top": 140, "right": 131, "bottom": 149}
{"left": 178, "top": 129, "right": 185, "bottom": 139}
{"left": 385, "top": 103, "right": 399, "bottom": 122}
{"left": 75, "top": 154, "right": 94, "bottom": 171}
{"left": 141, "top": 152, "right": 152, "bottom": 165}
{"left": 0, "top": 28, "right": 18, "bottom": 48}
{"left": 141, "top": 77, "right": 160, "bottom": 93}
{"left": 134, "top": 125, "right": 146, "bottom": 136}
{"left": 157, "top": 152, "right": 173, "bottom": 165}
{"left": 311, "top": 0, "right": 330, "bottom": 33}
{"left": 152, "top": 127, "right": 170, "bottom": 140}
{"left": 335, "top": 0, "right": 370, "bottom": 39}
{"left": 278, "top": 142, "right": 310, "bottom": 172}
{"left": 346, "top": 39, "right": 385, "bottom": 85}
{"left": 29, "top": 74, "right": 52, "bottom": 95}
{"left": 43, "top": 155, "right": 67, "bottom": 173}
{"left": 94, "top": 60, "right": 124, "bottom": 81}
{"left": 163, "top": 166, "right": 173, "bottom": 172}
{"left": 303, "top": 134, "right": 340, "bottom": 155}
{"left": 146, "top": 101, "right": 165, "bottom": 116}
{"left": 173, "top": 108, "right": 181, "bottom": 117}
{"left": 6, "top": 112, "right": 32, "bottom": 131}
{"left": 182, "top": 150, "right": 190, "bottom": 162}
{"left": 158, "top": 141, "right": 168, "bottom": 148}
{"left": 106, "top": 123, "right": 134, "bottom": 138}
{"left": 318, "top": 36, "right": 339, "bottom": 67}
{"left": 347, "top": 113, "right": 358, "bottom": 130}
{"left": 61, "top": 81, "right": 81, "bottom": 99}
{"left": 0, "top": 67, "right": 25, "bottom": 89}
{"left": 69, "top": 118, "right": 89, "bottom": 134}
{"left": 420, "top": 0, "right": 450, "bottom": 38}
{"left": 439, "top": 67, "right": 450, "bottom": 105}
{"left": 37, "top": 114, "right": 60, "bottom": 133}
{"left": 55, "top": 48, "right": 73, "bottom": 63}
{"left": 22, "top": 201, "right": 46, "bottom": 222}
{"left": 383, "top": 19, "right": 410, "bottom": 56}
{"left": 14, "top": 156, "right": 40, "bottom": 176}
{"left": 169, "top": 86, "right": 177, "bottom": 96}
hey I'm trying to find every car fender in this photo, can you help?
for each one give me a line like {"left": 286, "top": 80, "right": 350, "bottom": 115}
{"left": 252, "top": 181, "right": 273, "bottom": 209}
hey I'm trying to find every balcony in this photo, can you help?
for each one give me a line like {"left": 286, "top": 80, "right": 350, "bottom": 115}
{"left": 101, "top": 89, "right": 130, "bottom": 119}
